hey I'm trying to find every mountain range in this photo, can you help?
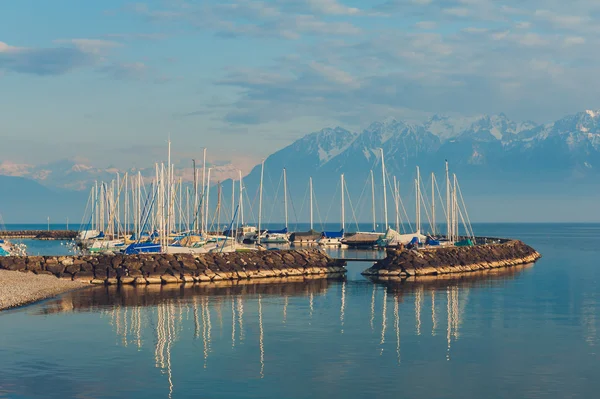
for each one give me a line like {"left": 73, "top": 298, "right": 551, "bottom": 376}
{"left": 2, "top": 109, "right": 600, "bottom": 223}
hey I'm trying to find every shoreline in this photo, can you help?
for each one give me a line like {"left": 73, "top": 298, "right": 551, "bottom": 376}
{"left": 0, "top": 270, "right": 89, "bottom": 311}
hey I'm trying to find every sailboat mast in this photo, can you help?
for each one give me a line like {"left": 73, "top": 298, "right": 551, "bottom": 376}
{"left": 431, "top": 172, "right": 435, "bottom": 236}
{"left": 193, "top": 159, "right": 197, "bottom": 232}
{"left": 258, "top": 160, "right": 265, "bottom": 244}
{"left": 394, "top": 176, "right": 399, "bottom": 232}
{"left": 446, "top": 160, "right": 450, "bottom": 240}
{"left": 341, "top": 174, "right": 345, "bottom": 232}
{"left": 416, "top": 166, "right": 421, "bottom": 234}
{"left": 381, "top": 148, "right": 389, "bottom": 231}
{"left": 239, "top": 170, "right": 244, "bottom": 226}
{"left": 283, "top": 168, "right": 288, "bottom": 229}
{"left": 309, "top": 177, "right": 313, "bottom": 231}
{"left": 231, "top": 179, "right": 235, "bottom": 226}
{"left": 371, "top": 170, "right": 376, "bottom": 232}
{"left": 206, "top": 168, "right": 212, "bottom": 234}
{"left": 137, "top": 171, "right": 142, "bottom": 239}
{"left": 202, "top": 148, "right": 207, "bottom": 234}
{"left": 453, "top": 174, "right": 458, "bottom": 240}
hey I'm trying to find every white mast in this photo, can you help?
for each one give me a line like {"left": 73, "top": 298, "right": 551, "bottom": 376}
{"left": 258, "top": 160, "right": 265, "bottom": 244}
{"left": 371, "top": 170, "right": 376, "bottom": 232}
{"left": 205, "top": 168, "right": 211, "bottom": 235}
{"left": 381, "top": 148, "right": 389, "bottom": 231}
{"left": 453, "top": 174, "right": 458, "bottom": 240}
{"left": 231, "top": 178, "right": 235, "bottom": 226}
{"left": 341, "top": 174, "right": 345, "bottom": 232}
{"left": 416, "top": 166, "right": 421, "bottom": 234}
{"left": 201, "top": 148, "right": 207, "bottom": 234}
{"left": 167, "top": 136, "right": 171, "bottom": 237}
{"left": 125, "top": 173, "right": 128, "bottom": 235}
{"left": 394, "top": 176, "right": 400, "bottom": 232}
{"left": 94, "top": 180, "right": 98, "bottom": 231}
{"left": 309, "top": 177, "right": 313, "bottom": 231}
{"left": 137, "top": 171, "right": 142, "bottom": 239}
{"left": 179, "top": 177, "right": 183, "bottom": 232}
{"left": 446, "top": 160, "right": 450, "bottom": 240}
{"left": 431, "top": 172, "right": 435, "bottom": 236}
{"left": 239, "top": 170, "right": 244, "bottom": 226}
{"left": 283, "top": 168, "right": 288, "bottom": 230}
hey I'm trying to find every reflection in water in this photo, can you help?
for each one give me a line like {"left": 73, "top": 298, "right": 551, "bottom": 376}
{"left": 380, "top": 291, "right": 387, "bottom": 355}
{"left": 283, "top": 295, "right": 288, "bottom": 325}
{"left": 394, "top": 297, "right": 400, "bottom": 364}
{"left": 258, "top": 295, "right": 265, "bottom": 379}
{"left": 340, "top": 281, "right": 346, "bottom": 334}
{"left": 415, "top": 286, "right": 422, "bottom": 336}
{"left": 28, "top": 267, "right": 538, "bottom": 396}
{"left": 431, "top": 291, "right": 437, "bottom": 336}
{"left": 370, "top": 285, "right": 376, "bottom": 331}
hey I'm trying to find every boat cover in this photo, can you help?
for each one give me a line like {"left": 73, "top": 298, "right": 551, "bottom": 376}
{"left": 321, "top": 229, "right": 344, "bottom": 238}
{"left": 267, "top": 227, "right": 288, "bottom": 234}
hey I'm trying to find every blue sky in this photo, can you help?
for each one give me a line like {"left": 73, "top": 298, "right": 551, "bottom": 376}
{"left": 1, "top": 0, "right": 599, "bottom": 172}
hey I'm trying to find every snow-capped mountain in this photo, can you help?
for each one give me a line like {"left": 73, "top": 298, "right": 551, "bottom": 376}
{"left": 239, "top": 109, "right": 600, "bottom": 213}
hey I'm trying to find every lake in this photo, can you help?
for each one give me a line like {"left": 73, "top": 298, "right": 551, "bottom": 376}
{"left": 0, "top": 223, "right": 599, "bottom": 398}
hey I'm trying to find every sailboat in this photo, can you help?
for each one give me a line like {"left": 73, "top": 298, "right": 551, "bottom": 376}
{"left": 318, "top": 174, "right": 347, "bottom": 248}
{"left": 379, "top": 165, "right": 427, "bottom": 248}
{"left": 261, "top": 168, "right": 290, "bottom": 244}
{"left": 343, "top": 156, "right": 387, "bottom": 248}
{"left": 291, "top": 177, "right": 320, "bottom": 244}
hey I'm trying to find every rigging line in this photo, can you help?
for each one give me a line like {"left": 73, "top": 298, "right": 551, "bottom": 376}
{"left": 322, "top": 179, "right": 340, "bottom": 227}
{"left": 353, "top": 173, "right": 372, "bottom": 226}
{"left": 243, "top": 182, "right": 257, "bottom": 225}
{"left": 294, "top": 180, "right": 310, "bottom": 231}
{"left": 456, "top": 179, "right": 475, "bottom": 239}
{"left": 397, "top": 178, "right": 413, "bottom": 233}
{"left": 313, "top": 186, "right": 325, "bottom": 232}
{"left": 343, "top": 179, "right": 361, "bottom": 232}
{"left": 385, "top": 171, "right": 413, "bottom": 233}
{"left": 287, "top": 179, "right": 301, "bottom": 230}
{"left": 434, "top": 175, "right": 448, "bottom": 222}
{"left": 418, "top": 174, "right": 433, "bottom": 234}
{"left": 266, "top": 170, "right": 284, "bottom": 227}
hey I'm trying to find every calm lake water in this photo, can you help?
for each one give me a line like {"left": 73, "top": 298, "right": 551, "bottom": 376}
{"left": 1, "top": 223, "right": 599, "bottom": 399}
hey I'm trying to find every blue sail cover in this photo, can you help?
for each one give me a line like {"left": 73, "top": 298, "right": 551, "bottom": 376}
{"left": 321, "top": 229, "right": 344, "bottom": 238}
{"left": 267, "top": 227, "right": 288, "bottom": 234}
{"left": 426, "top": 236, "right": 440, "bottom": 246}
{"left": 409, "top": 236, "right": 420, "bottom": 245}
{"left": 124, "top": 242, "right": 161, "bottom": 254}
{"left": 0, "top": 247, "right": 9, "bottom": 256}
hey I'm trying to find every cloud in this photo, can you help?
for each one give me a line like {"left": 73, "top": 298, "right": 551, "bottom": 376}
{"left": 99, "top": 62, "right": 147, "bottom": 80}
{"left": 304, "top": 0, "right": 361, "bottom": 15}
{"left": 129, "top": 0, "right": 364, "bottom": 39}
{"left": 54, "top": 39, "right": 121, "bottom": 54}
{"left": 0, "top": 41, "right": 93, "bottom": 75}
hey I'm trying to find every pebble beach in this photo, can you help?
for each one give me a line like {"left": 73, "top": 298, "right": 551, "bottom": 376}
{"left": 0, "top": 270, "right": 87, "bottom": 311}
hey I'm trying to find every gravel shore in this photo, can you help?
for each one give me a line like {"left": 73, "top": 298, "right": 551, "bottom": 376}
{"left": 0, "top": 270, "right": 88, "bottom": 311}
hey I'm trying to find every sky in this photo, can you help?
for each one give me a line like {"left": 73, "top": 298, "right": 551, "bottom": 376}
{"left": 1, "top": 0, "right": 600, "bottom": 172}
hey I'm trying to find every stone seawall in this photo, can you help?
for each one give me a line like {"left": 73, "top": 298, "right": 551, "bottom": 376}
{"left": 362, "top": 240, "right": 541, "bottom": 278}
{"left": 0, "top": 249, "right": 347, "bottom": 285}
{"left": 0, "top": 230, "right": 77, "bottom": 240}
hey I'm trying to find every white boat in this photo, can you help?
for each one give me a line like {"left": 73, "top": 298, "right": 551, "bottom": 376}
{"left": 0, "top": 239, "right": 27, "bottom": 256}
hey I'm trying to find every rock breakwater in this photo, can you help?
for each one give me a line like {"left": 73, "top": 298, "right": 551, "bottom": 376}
{"left": 0, "top": 230, "right": 77, "bottom": 240}
{"left": 0, "top": 249, "right": 346, "bottom": 285}
{"left": 362, "top": 240, "right": 541, "bottom": 278}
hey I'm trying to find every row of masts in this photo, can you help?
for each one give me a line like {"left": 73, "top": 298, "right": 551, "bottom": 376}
{"left": 80, "top": 142, "right": 474, "bottom": 251}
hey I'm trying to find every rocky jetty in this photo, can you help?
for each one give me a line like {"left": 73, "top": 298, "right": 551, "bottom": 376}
{"left": 0, "top": 249, "right": 347, "bottom": 285}
{"left": 0, "top": 230, "right": 78, "bottom": 240}
{"left": 362, "top": 240, "right": 541, "bottom": 278}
